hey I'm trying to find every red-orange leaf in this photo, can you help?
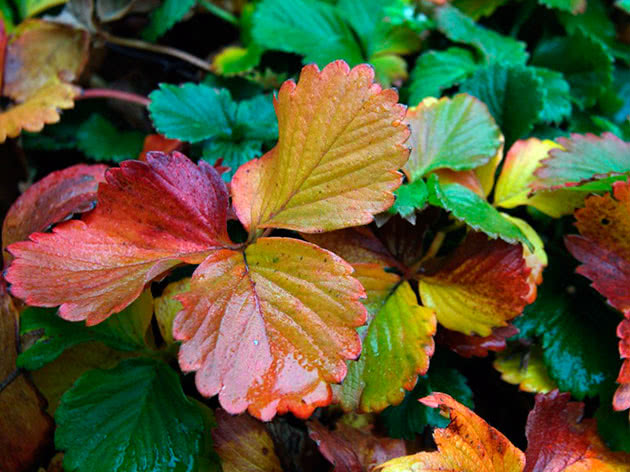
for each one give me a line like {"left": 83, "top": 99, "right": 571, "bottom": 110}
{"left": 173, "top": 237, "right": 366, "bottom": 420}
{"left": 139, "top": 134, "right": 182, "bottom": 161}
{"left": 525, "top": 391, "right": 630, "bottom": 471}
{"left": 377, "top": 393, "right": 525, "bottom": 471}
{"left": 6, "top": 152, "right": 231, "bottom": 325}
{"left": 308, "top": 420, "right": 406, "bottom": 472}
{"left": 2, "top": 164, "right": 107, "bottom": 265}
{"left": 418, "top": 232, "right": 532, "bottom": 336}
{"left": 232, "top": 60, "right": 409, "bottom": 234}
{"left": 564, "top": 179, "right": 630, "bottom": 412}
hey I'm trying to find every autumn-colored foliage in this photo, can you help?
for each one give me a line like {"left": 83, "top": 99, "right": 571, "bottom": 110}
{"left": 2, "top": 1, "right": 630, "bottom": 471}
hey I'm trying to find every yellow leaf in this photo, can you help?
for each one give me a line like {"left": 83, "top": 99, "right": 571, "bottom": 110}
{"left": 155, "top": 278, "right": 190, "bottom": 345}
{"left": 494, "top": 347, "right": 557, "bottom": 394}
{"left": 232, "top": 60, "right": 409, "bottom": 234}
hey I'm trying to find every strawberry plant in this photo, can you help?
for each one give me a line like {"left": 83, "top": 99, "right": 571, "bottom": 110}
{"left": 2, "top": 1, "right": 630, "bottom": 471}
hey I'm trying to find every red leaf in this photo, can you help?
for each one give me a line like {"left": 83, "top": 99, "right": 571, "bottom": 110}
{"left": 2, "top": 164, "right": 107, "bottom": 266}
{"left": 438, "top": 325, "right": 519, "bottom": 358}
{"left": 525, "top": 390, "right": 630, "bottom": 471}
{"left": 308, "top": 420, "right": 406, "bottom": 472}
{"left": 138, "top": 134, "right": 182, "bottom": 161}
{"left": 6, "top": 152, "right": 231, "bottom": 325}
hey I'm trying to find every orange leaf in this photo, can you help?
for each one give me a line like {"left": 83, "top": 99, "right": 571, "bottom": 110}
{"left": 525, "top": 391, "right": 630, "bottom": 471}
{"left": 419, "top": 232, "right": 531, "bottom": 336}
{"left": 6, "top": 152, "right": 231, "bottom": 325}
{"left": 2, "top": 163, "right": 107, "bottom": 265}
{"left": 564, "top": 179, "right": 630, "bottom": 412}
{"left": 232, "top": 60, "right": 409, "bottom": 234}
{"left": 308, "top": 420, "right": 406, "bottom": 472}
{"left": 212, "top": 409, "right": 283, "bottom": 472}
{"left": 139, "top": 134, "right": 182, "bottom": 161}
{"left": 173, "top": 237, "right": 366, "bottom": 420}
{"left": 377, "top": 393, "right": 525, "bottom": 471}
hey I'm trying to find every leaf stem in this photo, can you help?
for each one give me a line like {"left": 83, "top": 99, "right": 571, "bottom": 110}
{"left": 198, "top": 0, "right": 239, "bottom": 26}
{"left": 78, "top": 88, "right": 151, "bottom": 106}
{"left": 98, "top": 31, "right": 214, "bottom": 72}
{"left": 410, "top": 231, "right": 445, "bottom": 275}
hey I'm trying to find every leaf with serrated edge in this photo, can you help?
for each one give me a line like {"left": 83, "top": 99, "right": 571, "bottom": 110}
{"left": 376, "top": 393, "right": 525, "bottom": 472}
{"left": 232, "top": 60, "right": 409, "bottom": 234}
{"left": 565, "top": 179, "right": 630, "bottom": 412}
{"left": 6, "top": 152, "right": 230, "bottom": 325}
{"left": 534, "top": 133, "right": 630, "bottom": 191}
{"left": 419, "top": 232, "right": 531, "bottom": 336}
{"left": 525, "top": 391, "right": 630, "bottom": 471}
{"left": 173, "top": 237, "right": 366, "bottom": 420}
{"left": 403, "top": 94, "right": 503, "bottom": 181}
{"left": 495, "top": 138, "right": 585, "bottom": 217}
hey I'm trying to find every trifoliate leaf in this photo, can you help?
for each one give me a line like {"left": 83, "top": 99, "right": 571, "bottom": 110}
{"left": 418, "top": 231, "right": 532, "bottom": 336}
{"left": 55, "top": 358, "right": 204, "bottom": 472}
{"left": 403, "top": 94, "right": 503, "bottom": 181}
{"left": 532, "top": 30, "right": 613, "bottom": 109}
{"left": 232, "top": 61, "right": 409, "bottom": 234}
{"left": 378, "top": 393, "right": 525, "bottom": 471}
{"left": 426, "top": 175, "right": 532, "bottom": 248}
{"left": 531, "top": 67, "right": 572, "bottom": 124}
{"left": 76, "top": 114, "right": 144, "bottom": 163}
{"left": 461, "top": 64, "right": 545, "bottom": 145}
{"left": 381, "top": 366, "right": 474, "bottom": 440}
{"left": 141, "top": 0, "right": 196, "bottom": 41}
{"left": 408, "top": 47, "right": 479, "bottom": 105}
{"left": 433, "top": 4, "right": 529, "bottom": 65}
{"left": 17, "top": 290, "right": 154, "bottom": 370}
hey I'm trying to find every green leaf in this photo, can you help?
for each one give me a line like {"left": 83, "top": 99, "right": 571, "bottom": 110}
{"left": 596, "top": 383, "right": 630, "bottom": 452}
{"left": 532, "top": 67, "right": 572, "bottom": 124}
{"left": 389, "top": 179, "right": 429, "bottom": 220}
{"left": 618, "top": 0, "right": 630, "bottom": 13}
{"left": 18, "top": 290, "right": 154, "bottom": 370}
{"left": 252, "top": 0, "right": 364, "bottom": 67}
{"left": 56, "top": 358, "right": 204, "bottom": 472}
{"left": 433, "top": 4, "right": 529, "bottom": 65}
{"left": 408, "top": 47, "right": 479, "bottom": 105}
{"left": 149, "top": 84, "right": 277, "bottom": 172}
{"left": 532, "top": 30, "right": 613, "bottom": 109}
{"left": 404, "top": 94, "right": 503, "bottom": 181}
{"left": 141, "top": 0, "right": 196, "bottom": 41}
{"left": 452, "top": 0, "right": 509, "bottom": 19}
{"left": 381, "top": 365, "right": 473, "bottom": 440}
{"left": 537, "top": 0, "right": 586, "bottom": 13}
{"left": 427, "top": 174, "right": 532, "bottom": 249}
{"left": 461, "top": 63, "right": 544, "bottom": 145}
{"left": 513, "top": 251, "right": 619, "bottom": 399}
{"left": 76, "top": 114, "right": 144, "bottom": 163}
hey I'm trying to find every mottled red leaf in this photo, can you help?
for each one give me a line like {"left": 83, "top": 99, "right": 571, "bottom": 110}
{"left": 6, "top": 152, "right": 230, "bottom": 325}
{"left": 2, "top": 164, "right": 107, "bottom": 265}
{"left": 525, "top": 390, "right": 630, "bottom": 471}
{"left": 173, "top": 237, "right": 366, "bottom": 420}
{"left": 308, "top": 420, "right": 406, "bottom": 472}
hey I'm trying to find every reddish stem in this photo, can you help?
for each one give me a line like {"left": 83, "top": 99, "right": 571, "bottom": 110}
{"left": 78, "top": 88, "right": 151, "bottom": 107}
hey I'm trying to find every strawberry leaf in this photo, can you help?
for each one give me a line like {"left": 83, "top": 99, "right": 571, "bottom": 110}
{"left": 381, "top": 365, "right": 474, "bottom": 440}
{"left": 377, "top": 393, "right": 525, "bottom": 471}
{"left": 525, "top": 391, "right": 630, "bottom": 471}
{"left": 419, "top": 232, "right": 532, "bottom": 336}
{"left": 141, "top": 0, "right": 196, "bottom": 41}
{"left": 173, "top": 237, "right": 366, "bottom": 420}
{"left": 494, "top": 347, "right": 557, "bottom": 394}
{"left": 389, "top": 179, "right": 429, "bottom": 221}
{"left": 55, "top": 358, "right": 204, "bottom": 472}
{"left": 232, "top": 61, "right": 409, "bottom": 233}
{"left": 461, "top": 64, "right": 545, "bottom": 145}
{"left": 534, "top": 133, "right": 630, "bottom": 191}
{"left": 18, "top": 290, "right": 154, "bottom": 370}
{"left": 426, "top": 175, "right": 532, "bottom": 249}
{"left": 403, "top": 94, "right": 503, "bottom": 181}
{"left": 6, "top": 152, "right": 231, "bottom": 325}
{"left": 76, "top": 114, "right": 145, "bottom": 163}
{"left": 531, "top": 67, "right": 572, "bottom": 124}
{"left": 408, "top": 48, "right": 479, "bottom": 105}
